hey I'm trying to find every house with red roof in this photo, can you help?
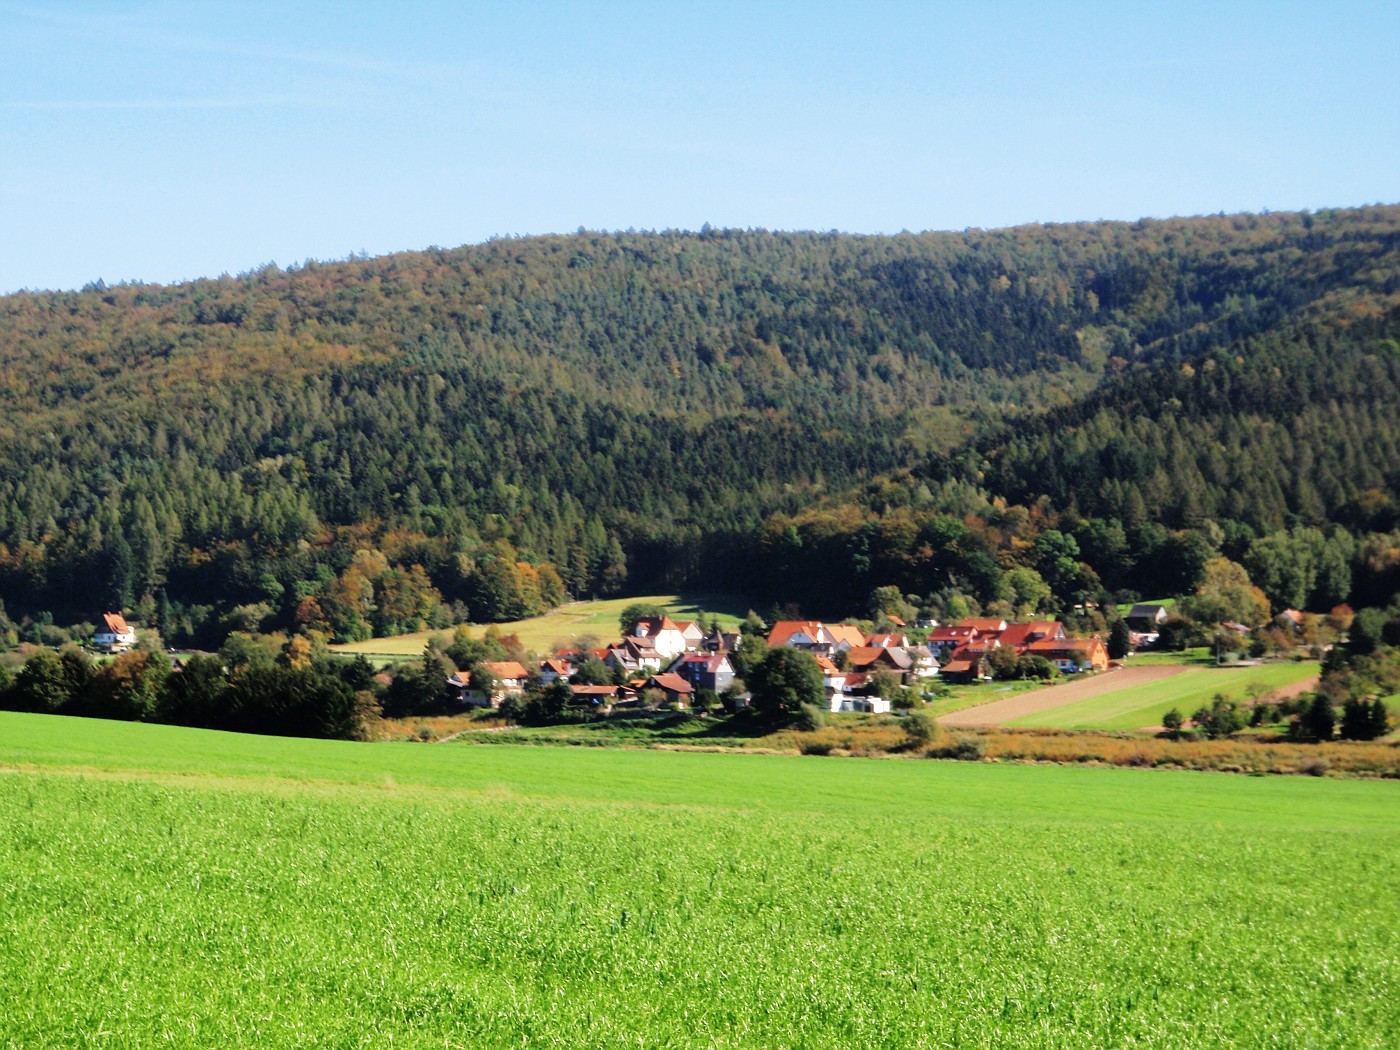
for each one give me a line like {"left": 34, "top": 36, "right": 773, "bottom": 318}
{"left": 94, "top": 612, "right": 137, "bottom": 652}
{"left": 927, "top": 625, "right": 981, "bottom": 657}
{"left": 768, "top": 620, "right": 865, "bottom": 655}
{"left": 539, "top": 659, "right": 575, "bottom": 686}
{"left": 630, "top": 616, "right": 688, "bottom": 660}
{"left": 1023, "top": 637, "right": 1108, "bottom": 673}
{"left": 644, "top": 672, "right": 695, "bottom": 706}
{"left": 667, "top": 652, "right": 735, "bottom": 693}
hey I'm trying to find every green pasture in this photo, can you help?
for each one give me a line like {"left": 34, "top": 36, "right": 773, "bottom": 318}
{"left": 328, "top": 593, "right": 748, "bottom": 659}
{"left": 1007, "top": 660, "right": 1320, "bottom": 731}
{"left": 2, "top": 711, "right": 1398, "bottom": 1048}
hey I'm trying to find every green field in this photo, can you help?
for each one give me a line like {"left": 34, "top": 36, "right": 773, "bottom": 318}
{"left": 328, "top": 593, "right": 748, "bottom": 659}
{"left": 3, "top": 711, "right": 1398, "bottom": 1047}
{"left": 1006, "top": 660, "right": 1321, "bottom": 731}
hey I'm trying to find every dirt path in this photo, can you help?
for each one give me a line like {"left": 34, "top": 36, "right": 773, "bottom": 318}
{"left": 940, "top": 666, "right": 1188, "bottom": 727}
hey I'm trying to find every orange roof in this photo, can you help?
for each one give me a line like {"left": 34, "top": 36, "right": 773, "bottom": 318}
{"left": 998, "top": 622, "right": 1064, "bottom": 648}
{"left": 483, "top": 660, "right": 529, "bottom": 680}
{"left": 942, "top": 659, "right": 976, "bottom": 675}
{"left": 767, "top": 620, "right": 827, "bottom": 647}
{"left": 102, "top": 612, "right": 130, "bottom": 634}
{"left": 826, "top": 624, "right": 866, "bottom": 648}
{"left": 929, "top": 625, "right": 978, "bottom": 642}
{"left": 648, "top": 672, "right": 694, "bottom": 694}
{"left": 1026, "top": 638, "right": 1102, "bottom": 654}
{"left": 813, "top": 654, "right": 840, "bottom": 674}
{"left": 959, "top": 618, "right": 1008, "bottom": 633}
{"left": 540, "top": 659, "right": 572, "bottom": 674}
{"left": 570, "top": 684, "right": 621, "bottom": 697}
{"left": 864, "top": 633, "right": 908, "bottom": 648}
{"left": 845, "top": 646, "right": 886, "bottom": 669}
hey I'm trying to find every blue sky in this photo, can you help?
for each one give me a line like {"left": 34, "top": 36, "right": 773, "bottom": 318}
{"left": 2, "top": 1, "right": 1397, "bottom": 292}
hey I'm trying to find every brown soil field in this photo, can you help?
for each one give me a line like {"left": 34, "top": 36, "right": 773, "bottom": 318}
{"left": 939, "top": 666, "right": 1188, "bottom": 727}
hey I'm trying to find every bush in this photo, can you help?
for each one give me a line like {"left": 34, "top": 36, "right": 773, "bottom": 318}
{"left": 794, "top": 703, "right": 827, "bottom": 732}
{"left": 903, "top": 709, "right": 940, "bottom": 749}
{"left": 930, "top": 734, "right": 987, "bottom": 761}
{"left": 800, "top": 741, "right": 833, "bottom": 756}
{"left": 1192, "top": 695, "right": 1246, "bottom": 739}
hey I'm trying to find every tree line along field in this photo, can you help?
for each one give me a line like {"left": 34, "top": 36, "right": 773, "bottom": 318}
{"left": 3, "top": 711, "right": 1399, "bottom": 1047}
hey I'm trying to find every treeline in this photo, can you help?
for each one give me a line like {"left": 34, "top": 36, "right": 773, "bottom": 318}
{"left": 0, "top": 207, "right": 1397, "bottom": 644}
{"left": 0, "top": 637, "right": 379, "bottom": 740}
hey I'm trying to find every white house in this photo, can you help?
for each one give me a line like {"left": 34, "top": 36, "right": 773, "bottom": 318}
{"left": 631, "top": 617, "right": 689, "bottom": 660}
{"left": 94, "top": 612, "right": 137, "bottom": 651}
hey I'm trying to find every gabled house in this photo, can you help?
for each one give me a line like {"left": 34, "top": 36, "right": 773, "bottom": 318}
{"left": 704, "top": 627, "right": 742, "bottom": 653}
{"left": 483, "top": 661, "right": 529, "bottom": 692}
{"left": 644, "top": 672, "right": 695, "bottom": 707}
{"left": 768, "top": 620, "right": 865, "bottom": 654}
{"left": 825, "top": 623, "right": 866, "bottom": 652}
{"left": 958, "top": 618, "right": 1009, "bottom": 640}
{"left": 767, "top": 620, "right": 830, "bottom": 650}
{"left": 539, "top": 659, "right": 575, "bottom": 686}
{"left": 996, "top": 621, "right": 1066, "bottom": 649}
{"left": 1024, "top": 638, "right": 1109, "bottom": 673}
{"left": 1126, "top": 604, "right": 1170, "bottom": 633}
{"left": 845, "top": 646, "right": 915, "bottom": 677}
{"left": 671, "top": 621, "right": 706, "bottom": 651}
{"left": 95, "top": 612, "right": 137, "bottom": 652}
{"left": 864, "top": 632, "right": 910, "bottom": 649}
{"left": 927, "top": 625, "right": 980, "bottom": 657}
{"left": 667, "top": 652, "right": 735, "bottom": 694}
{"left": 621, "top": 637, "right": 665, "bottom": 672}
{"left": 940, "top": 645, "right": 992, "bottom": 683}
{"left": 630, "top": 617, "right": 688, "bottom": 660}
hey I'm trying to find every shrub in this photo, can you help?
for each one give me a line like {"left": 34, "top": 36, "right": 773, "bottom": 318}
{"left": 932, "top": 734, "right": 988, "bottom": 761}
{"left": 794, "top": 703, "right": 827, "bottom": 732}
{"left": 902, "top": 709, "right": 940, "bottom": 749}
{"left": 801, "top": 741, "right": 833, "bottom": 756}
{"left": 1192, "top": 695, "right": 1246, "bottom": 739}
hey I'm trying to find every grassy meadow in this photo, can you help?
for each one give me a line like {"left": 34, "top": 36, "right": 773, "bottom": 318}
{"left": 1006, "top": 659, "right": 1321, "bottom": 731}
{"left": 3, "top": 711, "right": 1400, "bottom": 1047}
{"left": 328, "top": 593, "right": 749, "bottom": 660}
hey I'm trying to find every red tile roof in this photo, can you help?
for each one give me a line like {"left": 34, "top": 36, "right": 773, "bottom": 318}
{"left": 483, "top": 660, "right": 529, "bottom": 681}
{"left": 647, "top": 672, "right": 694, "bottom": 694}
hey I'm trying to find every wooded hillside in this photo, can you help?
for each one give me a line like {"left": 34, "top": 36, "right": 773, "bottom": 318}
{"left": 0, "top": 206, "right": 1396, "bottom": 643}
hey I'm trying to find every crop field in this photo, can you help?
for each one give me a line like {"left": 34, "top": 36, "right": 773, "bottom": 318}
{"left": 1004, "top": 660, "right": 1321, "bottom": 731}
{"left": 328, "top": 593, "right": 748, "bottom": 659}
{"left": 3, "top": 711, "right": 1399, "bottom": 1047}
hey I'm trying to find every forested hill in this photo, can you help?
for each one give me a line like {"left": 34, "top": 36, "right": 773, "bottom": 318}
{"left": 0, "top": 205, "right": 1397, "bottom": 644}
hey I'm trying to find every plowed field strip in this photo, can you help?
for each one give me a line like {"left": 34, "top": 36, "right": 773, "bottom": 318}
{"left": 940, "top": 666, "right": 1187, "bottom": 726}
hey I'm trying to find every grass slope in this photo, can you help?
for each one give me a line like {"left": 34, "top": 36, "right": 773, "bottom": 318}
{"left": 2, "top": 711, "right": 1398, "bottom": 1047}
{"left": 329, "top": 593, "right": 749, "bottom": 659}
{"left": 1006, "top": 660, "right": 1320, "bottom": 731}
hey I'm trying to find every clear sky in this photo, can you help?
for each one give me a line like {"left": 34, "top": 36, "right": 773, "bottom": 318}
{"left": 2, "top": 1, "right": 1397, "bottom": 293}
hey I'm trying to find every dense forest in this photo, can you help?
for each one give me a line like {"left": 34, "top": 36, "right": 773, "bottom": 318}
{"left": 0, "top": 206, "right": 1397, "bottom": 646}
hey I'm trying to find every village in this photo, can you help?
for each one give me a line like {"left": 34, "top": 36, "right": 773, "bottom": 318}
{"left": 443, "top": 612, "right": 1111, "bottom": 716}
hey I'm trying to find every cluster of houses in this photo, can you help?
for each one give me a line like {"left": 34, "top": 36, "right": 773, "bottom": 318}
{"left": 449, "top": 612, "right": 1110, "bottom": 716}
{"left": 928, "top": 618, "right": 1108, "bottom": 679}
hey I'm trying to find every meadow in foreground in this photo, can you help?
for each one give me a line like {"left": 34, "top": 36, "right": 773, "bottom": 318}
{"left": 2, "top": 711, "right": 1398, "bottom": 1047}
